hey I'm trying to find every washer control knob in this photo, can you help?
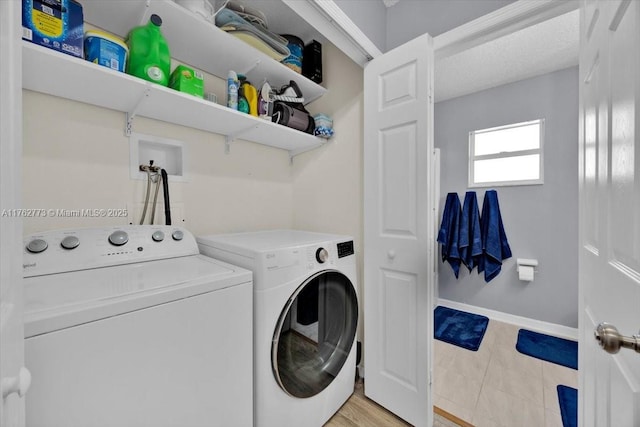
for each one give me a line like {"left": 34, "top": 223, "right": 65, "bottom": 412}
{"left": 60, "top": 235, "right": 80, "bottom": 250}
{"left": 108, "top": 230, "right": 129, "bottom": 246}
{"left": 172, "top": 230, "right": 184, "bottom": 241}
{"left": 152, "top": 231, "right": 165, "bottom": 242}
{"left": 26, "top": 239, "right": 48, "bottom": 254}
{"left": 316, "top": 248, "right": 329, "bottom": 263}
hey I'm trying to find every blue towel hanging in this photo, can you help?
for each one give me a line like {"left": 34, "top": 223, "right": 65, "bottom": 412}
{"left": 437, "top": 193, "right": 462, "bottom": 278}
{"left": 478, "top": 190, "right": 512, "bottom": 282}
{"left": 459, "top": 191, "right": 482, "bottom": 272}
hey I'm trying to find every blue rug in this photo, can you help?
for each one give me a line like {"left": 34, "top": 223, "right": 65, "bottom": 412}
{"left": 558, "top": 385, "right": 578, "bottom": 427}
{"left": 516, "top": 329, "right": 578, "bottom": 370}
{"left": 434, "top": 306, "right": 489, "bottom": 351}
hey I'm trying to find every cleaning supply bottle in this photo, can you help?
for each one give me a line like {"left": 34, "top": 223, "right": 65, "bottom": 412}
{"left": 238, "top": 89, "right": 250, "bottom": 114}
{"left": 242, "top": 82, "right": 258, "bottom": 116}
{"left": 237, "top": 74, "right": 249, "bottom": 113}
{"left": 126, "top": 14, "right": 171, "bottom": 86}
{"left": 258, "top": 80, "right": 273, "bottom": 120}
{"left": 227, "top": 70, "right": 239, "bottom": 110}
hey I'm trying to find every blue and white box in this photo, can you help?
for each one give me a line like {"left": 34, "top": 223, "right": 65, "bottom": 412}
{"left": 22, "top": 0, "right": 84, "bottom": 58}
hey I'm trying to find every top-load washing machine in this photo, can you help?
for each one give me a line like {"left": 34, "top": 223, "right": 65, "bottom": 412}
{"left": 197, "top": 230, "right": 359, "bottom": 427}
{"left": 22, "top": 225, "right": 253, "bottom": 427}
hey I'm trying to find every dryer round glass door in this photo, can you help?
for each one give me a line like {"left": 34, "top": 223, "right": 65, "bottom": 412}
{"left": 272, "top": 270, "right": 358, "bottom": 398}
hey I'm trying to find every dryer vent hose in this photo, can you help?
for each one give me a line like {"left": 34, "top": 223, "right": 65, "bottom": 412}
{"left": 161, "top": 169, "right": 171, "bottom": 225}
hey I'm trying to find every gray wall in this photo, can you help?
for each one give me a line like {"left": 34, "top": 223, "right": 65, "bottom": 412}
{"left": 333, "top": 0, "right": 517, "bottom": 53}
{"left": 386, "top": 0, "right": 516, "bottom": 50}
{"left": 334, "top": 0, "right": 387, "bottom": 52}
{"left": 435, "top": 66, "right": 579, "bottom": 328}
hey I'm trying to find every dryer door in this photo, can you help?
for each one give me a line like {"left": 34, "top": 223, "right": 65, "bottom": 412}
{"left": 272, "top": 270, "right": 358, "bottom": 398}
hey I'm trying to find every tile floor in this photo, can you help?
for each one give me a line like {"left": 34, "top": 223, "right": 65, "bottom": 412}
{"left": 434, "top": 318, "right": 578, "bottom": 427}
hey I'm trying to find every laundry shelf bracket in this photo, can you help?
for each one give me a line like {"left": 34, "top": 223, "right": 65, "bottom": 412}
{"left": 224, "top": 135, "right": 234, "bottom": 154}
{"left": 241, "top": 60, "right": 262, "bottom": 76}
{"left": 125, "top": 86, "right": 151, "bottom": 136}
{"left": 224, "top": 124, "right": 260, "bottom": 154}
{"left": 288, "top": 139, "right": 327, "bottom": 164}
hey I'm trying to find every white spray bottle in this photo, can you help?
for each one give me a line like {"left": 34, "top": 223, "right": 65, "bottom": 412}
{"left": 227, "top": 70, "right": 239, "bottom": 110}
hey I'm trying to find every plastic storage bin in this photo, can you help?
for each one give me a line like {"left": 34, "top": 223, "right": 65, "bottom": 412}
{"left": 85, "top": 30, "right": 128, "bottom": 72}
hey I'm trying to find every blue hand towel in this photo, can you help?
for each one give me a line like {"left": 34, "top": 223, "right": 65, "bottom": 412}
{"left": 459, "top": 191, "right": 482, "bottom": 271}
{"left": 478, "top": 190, "right": 512, "bottom": 282}
{"left": 437, "top": 193, "right": 462, "bottom": 278}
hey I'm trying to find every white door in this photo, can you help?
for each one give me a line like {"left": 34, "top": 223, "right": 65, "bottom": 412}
{"left": 579, "top": 0, "right": 640, "bottom": 426}
{"left": 363, "top": 33, "right": 435, "bottom": 427}
{"left": 0, "top": 0, "right": 27, "bottom": 426}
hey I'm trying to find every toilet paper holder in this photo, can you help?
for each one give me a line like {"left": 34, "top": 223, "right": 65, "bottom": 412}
{"left": 516, "top": 258, "right": 538, "bottom": 281}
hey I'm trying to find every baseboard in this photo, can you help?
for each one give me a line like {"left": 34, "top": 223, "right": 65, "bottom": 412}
{"left": 437, "top": 298, "right": 579, "bottom": 340}
{"left": 434, "top": 405, "right": 474, "bottom": 427}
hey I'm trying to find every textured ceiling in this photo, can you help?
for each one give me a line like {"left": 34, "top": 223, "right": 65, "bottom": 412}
{"left": 435, "top": 9, "right": 580, "bottom": 102}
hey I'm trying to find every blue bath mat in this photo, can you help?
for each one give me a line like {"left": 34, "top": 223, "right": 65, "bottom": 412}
{"left": 434, "top": 306, "right": 489, "bottom": 351}
{"left": 557, "top": 385, "right": 578, "bottom": 427}
{"left": 516, "top": 329, "right": 578, "bottom": 370}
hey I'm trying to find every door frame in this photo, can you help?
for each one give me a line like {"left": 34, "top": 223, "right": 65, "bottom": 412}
{"left": 1, "top": 0, "right": 25, "bottom": 425}
{"left": 0, "top": 0, "right": 583, "bottom": 424}
{"left": 285, "top": 1, "right": 577, "bottom": 68}
{"left": 433, "top": 0, "right": 579, "bottom": 59}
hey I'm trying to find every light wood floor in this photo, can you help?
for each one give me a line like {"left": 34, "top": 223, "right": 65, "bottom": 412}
{"left": 325, "top": 379, "right": 470, "bottom": 427}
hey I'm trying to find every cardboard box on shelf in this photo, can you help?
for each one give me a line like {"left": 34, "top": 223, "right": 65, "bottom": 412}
{"left": 169, "top": 65, "right": 204, "bottom": 98}
{"left": 22, "top": 0, "right": 84, "bottom": 58}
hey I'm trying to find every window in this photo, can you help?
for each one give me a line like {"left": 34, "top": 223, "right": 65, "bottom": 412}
{"left": 469, "top": 119, "right": 544, "bottom": 187}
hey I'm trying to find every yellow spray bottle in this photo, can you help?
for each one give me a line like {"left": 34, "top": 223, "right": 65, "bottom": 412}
{"left": 241, "top": 82, "right": 258, "bottom": 117}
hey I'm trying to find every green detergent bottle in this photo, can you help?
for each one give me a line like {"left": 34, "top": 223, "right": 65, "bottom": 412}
{"left": 126, "top": 14, "right": 171, "bottom": 86}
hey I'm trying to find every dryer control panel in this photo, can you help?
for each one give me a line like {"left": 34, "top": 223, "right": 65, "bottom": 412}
{"left": 23, "top": 225, "right": 198, "bottom": 277}
{"left": 303, "top": 240, "right": 355, "bottom": 271}
{"left": 337, "top": 241, "right": 354, "bottom": 258}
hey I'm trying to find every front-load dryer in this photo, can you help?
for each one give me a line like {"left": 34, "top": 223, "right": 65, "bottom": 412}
{"left": 197, "top": 230, "right": 358, "bottom": 427}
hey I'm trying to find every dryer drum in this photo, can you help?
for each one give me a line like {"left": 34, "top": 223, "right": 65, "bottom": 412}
{"left": 272, "top": 270, "right": 358, "bottom": 399}
{"left": 296, "top": 281, "right": 319, "bottom": 325}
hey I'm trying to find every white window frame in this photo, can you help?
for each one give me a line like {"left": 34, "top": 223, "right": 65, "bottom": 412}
{"left": 468, "top": 119, "right": 545, "bottom": 188}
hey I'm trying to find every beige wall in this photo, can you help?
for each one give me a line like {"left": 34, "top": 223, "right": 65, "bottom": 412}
{"left": 292, "top": 42, "right": 364, "bottom": 339}
{"left": 22, "top": 40, "right": 364, "bottom": 272}
{"left": 293, "top": 42, "right": 363, "bottom": 247}
{"left": 22, "top": 89, "right": 294, "bottom": 235}
{"left": 22, "top": 39, "right": 364, "bottom": 364}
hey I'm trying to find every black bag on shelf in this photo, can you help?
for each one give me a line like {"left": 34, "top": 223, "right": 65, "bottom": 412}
{"left": 271, "top": 80, "right": 315, "bottom": 134}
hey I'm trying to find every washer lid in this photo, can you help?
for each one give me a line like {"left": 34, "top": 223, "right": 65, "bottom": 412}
{"left": 24, "top": 255, "right": 251, "bottom": 338}
{"left": 197, "top": 229, "right": 352, "bottom": 258}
